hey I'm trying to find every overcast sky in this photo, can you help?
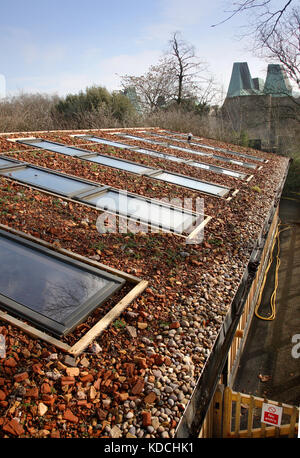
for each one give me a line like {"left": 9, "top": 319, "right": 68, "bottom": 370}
{"left": 0, "top": 0, "right": 281, "bottom": 100}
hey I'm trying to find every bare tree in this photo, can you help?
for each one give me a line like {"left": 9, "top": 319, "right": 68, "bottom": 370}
{"left": 120, "top": 58, "right": 177, "bottom": 112}
{"left": 214, "top": 1, "right": 300, "bottom": 90}
{"left": 166, "top": 32, "right": 209, "bottom": 105}
{"left": 121, "top": 32, "right": 220, "bottom": 112}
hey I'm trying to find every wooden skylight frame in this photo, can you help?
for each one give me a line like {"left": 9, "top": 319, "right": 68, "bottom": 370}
{"left": 0, "top": 224, "right": 148, "bottom": 357}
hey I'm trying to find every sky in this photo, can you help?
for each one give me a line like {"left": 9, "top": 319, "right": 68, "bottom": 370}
{"left": 0, "top": 0, "right": 283, "bottom": 101}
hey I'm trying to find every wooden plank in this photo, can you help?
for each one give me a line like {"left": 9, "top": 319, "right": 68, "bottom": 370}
{"left": 247, "top": 395, "right": 255, "bottom": 438}
{"left": 186, "top": 216, "right": 212, "bottom": 243}
{"left": 234, "top": 392, "right": 241, "bottom": 437}
{"left": 69, "top": 279, "right": 148, "bottom": 356}
{"left": 229, "top": 423, "right": 296, "bottom": 438}
{"left": 0, "top": 310, "right": 71, "bottom": 353}
{"left": 223, "top": 386, "right": 232, "bottom": 437}
{"left": 212, "top": 384, "right": 224, "bottom": 438}
{"left": 288, "top": 406, "right": 298, "bottom": 438}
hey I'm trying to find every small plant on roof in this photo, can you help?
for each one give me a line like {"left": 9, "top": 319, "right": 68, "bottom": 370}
{"left": 113, "top": 319, "right": 126, "bottom": 329}
{"left": 251, "top": 185, "right": 262, "bottom": 193}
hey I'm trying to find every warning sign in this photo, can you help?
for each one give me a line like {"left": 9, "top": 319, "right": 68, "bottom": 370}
{"left": 261, "top": 403, "right": 283, "bottom": 427}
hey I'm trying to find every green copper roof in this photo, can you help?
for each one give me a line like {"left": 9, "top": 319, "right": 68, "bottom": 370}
{"left": 263, "top": 64, "right": 293, "bottom": 97}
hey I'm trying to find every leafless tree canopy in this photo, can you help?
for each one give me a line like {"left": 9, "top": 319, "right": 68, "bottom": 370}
{"left": 215, "top": 1, "right": 300, "bottom": 89}
{"left": 121, "top": 32, "right": 220, "bottom": 112}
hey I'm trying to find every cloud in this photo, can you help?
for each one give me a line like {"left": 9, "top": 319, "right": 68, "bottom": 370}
{"left": 7, "top": 48, "right": 162, "bottom": 96}
{"left": 142, "top": 0, "right": 216, "bottom": 42}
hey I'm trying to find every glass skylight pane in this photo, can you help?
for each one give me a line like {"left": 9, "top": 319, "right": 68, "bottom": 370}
{"left": 133, "top": 148, "right": 184, "bottom": 163}
{"left": 20, "top": 139, "right": 82, "bottom": 156}
{"left": 0, "top": 158, "right": 17, "bottom": 168}
{"left": 155, "top": 172, "right": 229, "bottom": 196}
{"left": 216, "top": 156, "right": 257, "bottom": 169}
{"left": 86, "top": 155, "right": 153, "bottom": 174}
{"left": 118, "top": 134, "right": 212, "bottom": 158}
{"left": 188, "top": 161, "right": 246, "bottom": 179}
{"left": 83, "top": 136, "right": 132, "bottom": 149}
{"left": 0, "top": 167, "right": 94, "bottom": 196}
{"left": 81, "top": 190, "right": 196, "bottom": 233}
{"left": 0, "top": 231, "right": 124, "bottom": 336}
{"left": 167, "top": 144, "right": 210, "bottom": 157}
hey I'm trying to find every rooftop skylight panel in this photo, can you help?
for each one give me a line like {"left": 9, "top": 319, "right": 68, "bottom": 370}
{"left": 129, "top": 147, "right": 185, "bottom": 163}
{"left": 0, "top": 158, "right": 205, "bottom": 236}
{"left": 115, "top": 133, "right": 212, "bottom": 158}
{"left": 0, "top": 229, "right": 125, "bottom": 337}
{"left": 81, "top": 154, "right": 154, "bottom": 175}
{"left": 0, "top": 164, "right": 95, "bottom": 197}
{"left": 187, "top": 161, "right": 247, "bottom": 179}
{"left": 151, "top": 171, "right": 229, "bottom": 197}
{"left": 115, "top": 134, "right": 258, "bottom": 168}
{"left": 78, "top": 189, "right": 198, "bottom": 234}
{"left": 17, "top": 139, "right": 89, "bottom": 157}
{"left": 74, "top": 135, "right": 246, "bottom": 178}
{"left": 0, "top": 157, "right": 20, "bottom": 169}
{"left": 158, "top": 130, "right": 266, "bottom": 163}
{"left": 77, "top": 135, "right": 136, "bottom": 150}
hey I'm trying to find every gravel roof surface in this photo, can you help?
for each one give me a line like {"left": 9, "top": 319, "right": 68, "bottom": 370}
{"left": 0, "top": 128, "right": 289, "bottom": 438}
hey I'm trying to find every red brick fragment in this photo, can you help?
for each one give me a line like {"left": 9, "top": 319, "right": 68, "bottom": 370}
{"left": 0, "top": 390, "right": 6, "bottom": 401}
{"left": 4, "top": 357, "right": 17, "bottom": 368}
{"left": 63, "top": 409, "right": 79, "bottom": 423}
{"left": 14, "top": 372, "right": 29, "bottom": 383}
{"left": 144, "top": 392, "right": 157, "bottom": 404}
{"left": 26, "top": 387, "right": 39, "bottom": 399}
{"left": 154, "top": 354, "right": 164, "bottom": 366}
{"left": 41, "top": 382, "right": 51, "bottom": 394}
{"left": 170, "top": 321, "right": 180, "bottom": 329}
{"left": 61, "top": 376, "right": 75, "bottom": 386}
{"left": 131, "top": 379, "right": 144, "bottom": 395}
{"left": 2, "top": 419, "right": 24, "bottom": 436}
{"left": 135, "top": 357, "right": 147, "bottom": 369}
{"left": 32, "top": 363, "right": 44, "bottom": 375}
{"left": 80, "top": 374, "right": 94, "bottom": 384}
{"left": 97, "top": 409, "right": 108, "bottom": 421}
{"left": 118, "top": 392, "right": 129, "bottom": 402}
{"left": 142, "top": 411, "right": 151, "bottom": 427}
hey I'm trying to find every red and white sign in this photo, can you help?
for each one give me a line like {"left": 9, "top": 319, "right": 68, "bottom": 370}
{"left": 261, "top": 403, "right": 283, "bottom": 427}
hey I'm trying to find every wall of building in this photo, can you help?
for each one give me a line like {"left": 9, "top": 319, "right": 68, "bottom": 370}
{"left": 221, "top": 94, "right": 299, "bottom": 153}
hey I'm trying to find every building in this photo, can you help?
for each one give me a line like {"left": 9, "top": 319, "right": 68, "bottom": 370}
{"left": 222, "top": 62, "right": 299, "bottom": 152}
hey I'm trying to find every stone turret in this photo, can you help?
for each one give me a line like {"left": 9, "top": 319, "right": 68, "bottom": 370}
{"left": 263, "top": 64, "right": 293, "bottom": 97}
{"left": 226, "top": 62, "right": 258, "bottom": 97}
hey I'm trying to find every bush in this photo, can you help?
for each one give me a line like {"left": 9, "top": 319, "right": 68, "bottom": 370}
{"left": 53, "top": 85, "right": 138, "bottom": 127}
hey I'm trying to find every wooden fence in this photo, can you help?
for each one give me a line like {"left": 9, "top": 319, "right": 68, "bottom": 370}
{"left": 218, "top": 386, "right": 299, "bottom": 438}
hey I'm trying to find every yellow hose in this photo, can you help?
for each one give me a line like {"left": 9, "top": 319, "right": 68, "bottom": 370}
{"left": 254, "top": 221, "right": 291, "bottom": 321}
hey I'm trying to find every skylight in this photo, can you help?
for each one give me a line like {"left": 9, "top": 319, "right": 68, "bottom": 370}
{"left": 15, "top": 138, "right": 230, "bottom": 197}
{"left": 18, "top": 139, "right": 90, "bottom": 157}
{"left": 114, "top": 133, "right": 258, "bottom": 169}
{"left": 0, "top": 157, "right": 203, "bottom": 236}
{"left": 151, "top": 171, "right": 229, "bottom": 197}
{"left": 78, "top": 136, "right": 246, "bottom": 179}
{"left": 156, "top": 130, "right": 266, "bottom": 163}
{"left": 0, "top": 165, "right": 95, "bottom": 197}
{"left": 0, "top": 229, "right": 125, "bottom": 337}
{"left": 77, "top": 189, "right": 198, "bottom": 233}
